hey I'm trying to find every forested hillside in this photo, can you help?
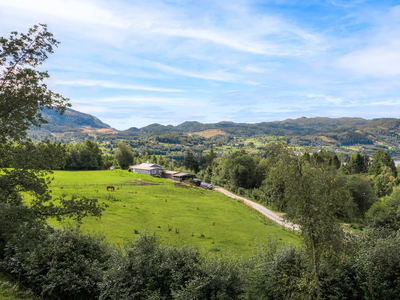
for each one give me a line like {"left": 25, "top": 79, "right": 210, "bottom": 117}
{"left": 29, "top": 109, "right": 400, "bottom": 157}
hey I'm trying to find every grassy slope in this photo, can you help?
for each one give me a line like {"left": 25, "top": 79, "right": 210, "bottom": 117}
{"left": 43, "top": 170, "right": 300, "bottom": 256}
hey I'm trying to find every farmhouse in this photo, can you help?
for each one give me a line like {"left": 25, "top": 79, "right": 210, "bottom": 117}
{"left": 129, "top": 163, "right": 163, "bottom": 176}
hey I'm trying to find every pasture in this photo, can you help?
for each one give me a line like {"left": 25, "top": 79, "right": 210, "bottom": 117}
{"left": 43, "top": 170, "right": 300, "bottom": 255}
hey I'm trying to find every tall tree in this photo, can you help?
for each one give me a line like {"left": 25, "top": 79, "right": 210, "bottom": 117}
{"left": 0, "top": 24, "right": 69, "bottom": 143}
{"left": 0, "top": 24, "right": 106, "bottom": 222}
{"left": 370, "top": 148, "right": 397, "bottom": 177}
{"left": 115, "top": 142, "right": 134, "bottom": 169}
{"left": 184, "top": 151, "right": 199, "bottom": 173}
{"left": 265, "top": 143, "right": 348, "bottom": 285}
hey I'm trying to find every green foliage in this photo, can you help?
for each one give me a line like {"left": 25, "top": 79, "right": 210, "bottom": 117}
{"left": 115, "top": 142, "right": 133, "bottom": 169}
{"left": 0, "top": 24, "right": 107, "bottom": 240}
{"left": 345, "top": 153, "right": 370, "bottom": 174}
{"left": 183, "top": 150, "right": 199, "bottom": 173}
{"left": 264, "top": 143, "right": 349, "bottom": 284}
{"left": 173, "top": 254, "right": 245, "bottom": 300}
{"left": 352, "top": 229, "right": 400, "bottom": 299}
{"left": 1, "top": 226, "right": 110, "bottom": 300}
{"left": 222, "top": 150, "right": 259, "bottom": 190}
{"left": 370, "top": 148, "right": 397, "bottom": 177}
{"left": 373, "top": 166, "right": 396, "bottom": 198}
{"left": 99, "top": 234, "right": 201, "bottom": 299}
{"left": 248, "top": 244, "right": 307, "bottom": 299}
{"left": 65, "top": 139, "right": 103, "bottom": 170}
{"left": 0, "top": 24, "right": 70, "bottom": 143}
{"left": 366, "top": 187, "right": 400, "bottom": 230}
{"left": 345, "top": 175, "right": 377, "bottom": 218}
{"left": 329, "top": 154, "right": 341, "bottom": 170}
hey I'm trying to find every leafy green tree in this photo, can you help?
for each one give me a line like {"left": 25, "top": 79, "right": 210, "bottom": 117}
{"left": 366, "top": 187, "right": 400, "bottom": 230}
{"left": 103, "top": 154, "right": 116, "bottom": 169}
{"left": 115, "top": 142, "right": 133, "bottom": 169}
{"left": 183, "top": 150, "right": 199, "bottom": 173}
{"left": 345, "top": 175, "right": 377, "bottom": 218}
{"left": 0, "top": 24, "right": 107, "bottom": 224}
{"left": 346, "top": 153, "right": 369, "bottom": 174}
{"left": 0, "top": 24, "right": 70, "bottom": 143}
{"left": 65, "top": 139, "right": 103, "bottom": 170}
{"left": 99, "top": 234, "right": 201, "bottom": 300}
{"left": 205, "top": 148, "right": 217, "bottom": 167}
{"left": 2, "top": 225, "right": 111, "bottom": 300}
{"left": 370, "top": 148, "right": 397, "bottom": 177}
{"left": 374, "top": 166, "right": 396, "bottom": 198}
{"left": 222, "top": 150, "right": 258, "bottom": 190}
{"left": 329, "top": 154, "right": 341, "bottom": 170}
{"left": 265, "top": 143, "right": 349, "bottom": 285}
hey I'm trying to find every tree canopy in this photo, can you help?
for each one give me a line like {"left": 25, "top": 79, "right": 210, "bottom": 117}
{"left": 0, "top": 24, "right": 106, "bottom": 222}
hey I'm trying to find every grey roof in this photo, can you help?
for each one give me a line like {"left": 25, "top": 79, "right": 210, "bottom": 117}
{"left": 164, "top": 171, "right": 179, "bottom": 175}
{"left": 129, "top": 163, "right": 163, "bottom": 170}
{"left": 173, "top": 172, "right": 195, "bottom": 177}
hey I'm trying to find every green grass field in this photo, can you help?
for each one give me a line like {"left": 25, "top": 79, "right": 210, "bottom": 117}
{"left": 38, "top": 170, "right": 300, "bottom": 255}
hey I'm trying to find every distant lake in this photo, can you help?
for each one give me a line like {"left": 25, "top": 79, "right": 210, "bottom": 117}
{"left": 395, "top": 160, "right": 400, "bottom": 167}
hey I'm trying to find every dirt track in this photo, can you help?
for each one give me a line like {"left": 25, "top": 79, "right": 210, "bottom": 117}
{"left": 213, "top": 186, "right": 300, "bottom": 231}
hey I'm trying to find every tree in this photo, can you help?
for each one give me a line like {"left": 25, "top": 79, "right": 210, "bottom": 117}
{"left": 205, "top": 148, "right": 217, "bottom": 167}
{"left": 345, "top": 175, "right": 377, "bottom": 218}
{"left": 115, "top": 142, "right": 133, "bottom": 169}
{"left": 374, "top": 166, "right": 396, "bottom": 198}
{"left": 346, "top": 153, "right": 369, "bottom": 174}
{"left": 0, "top": 24, "right": 107, "bottom": 224}
{"left": 370, "top": 148, "right": 397, "bottom": 177}
{"left": 183, "top": 151, "right": 199, "bottom": 173}
{"left": 222, "top": 150, "right": 257, "bottom": 190}
{"left": 330, "top": 154, "right": 341, "bottom": 170}
{"left": 0, "top": 24, "right": 70, "bottom": 143}
{"left": 65, "top": 139, "right": 103, "bottom": 170}
{"left": 265, "top": 143, "right": 348, "bottom": 286}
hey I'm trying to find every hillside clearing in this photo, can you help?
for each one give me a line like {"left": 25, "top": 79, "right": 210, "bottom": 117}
{"left": 37, "top": 170, "right": 300, "bottom": 255}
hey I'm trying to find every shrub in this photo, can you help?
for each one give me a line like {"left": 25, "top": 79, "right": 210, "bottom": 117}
{"left": 99, "top": 234, "right": 201, "bottom": 300}
{"left": 1, "top": 226, "right": 111, "bottom": 300}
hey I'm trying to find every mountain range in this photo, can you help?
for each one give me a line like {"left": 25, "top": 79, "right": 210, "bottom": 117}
{"left": 27, "top": 107, "right": 400, "bottom": 156}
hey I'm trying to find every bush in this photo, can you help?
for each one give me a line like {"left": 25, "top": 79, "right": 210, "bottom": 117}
{"left": 173, "top": 255, "right": 245, "bottom": 300}
{"left": 99, "top": 234, "right": 201, "bottom": 300}
{"left": 1, "top": 226, "right": 111, "bottom": 300}
{"left": 0, "top": 203, "right": 39, "bottom": 259}
{"left": 244, "top": 238, "right": 309, "bottom": 300}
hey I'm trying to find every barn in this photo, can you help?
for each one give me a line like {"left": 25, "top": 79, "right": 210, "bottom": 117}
{"left": 129, "top": 163, "right": 163, "bottom": 176}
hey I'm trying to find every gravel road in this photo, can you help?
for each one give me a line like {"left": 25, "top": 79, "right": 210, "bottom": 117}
{"left": 213, "top": 186, "right": 300, "bottom": 231}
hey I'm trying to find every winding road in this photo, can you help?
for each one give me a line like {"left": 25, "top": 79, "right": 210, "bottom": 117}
{"left": 213, "top": 186, "right": 300, "bottom": 231}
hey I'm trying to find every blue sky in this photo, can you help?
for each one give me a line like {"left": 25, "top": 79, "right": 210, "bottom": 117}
{"left": 1, "top": 0, "right": 400, "bottom": 129}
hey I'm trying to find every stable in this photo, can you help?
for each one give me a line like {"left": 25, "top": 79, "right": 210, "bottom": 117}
{"left": 172, "top": 172, "right": 196, "bottom": 182}
{"left": 129, "top": 163, "right": 163, "bottom": 176}
{"left": 163, "top": 170, "right": 179, "bottom": 179}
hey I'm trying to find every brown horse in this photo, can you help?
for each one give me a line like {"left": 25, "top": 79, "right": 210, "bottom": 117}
{"left": 107, "top": 185, "right": 115, "bottom": 191}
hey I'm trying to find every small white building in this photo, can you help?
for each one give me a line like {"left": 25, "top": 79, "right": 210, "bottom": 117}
{"left": 129, "top": 163, "right": 163, "bottom": 176}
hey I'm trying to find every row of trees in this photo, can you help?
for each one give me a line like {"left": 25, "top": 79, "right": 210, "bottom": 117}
{"left": 195, "top": 146, "right": 399, "bottom": 223}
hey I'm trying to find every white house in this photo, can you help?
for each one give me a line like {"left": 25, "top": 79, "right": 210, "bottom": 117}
{"left": 129, "top": 163, "right": 163, "bottom": 176}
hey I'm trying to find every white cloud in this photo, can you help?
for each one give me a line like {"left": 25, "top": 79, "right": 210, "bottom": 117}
{"left": 55, "top": 80, "right": 184, "bottom": 92}
{"left": 369, "top": 100, "right": 400, "bottom": 106}
{"left": 0, "top": 0, "right": 131, "bottom": 28}
{"left": 335, "top": 5, "right": 400, "bottom": 77}
{"left": 95, "top": 95, "right": 207, "bottom": 106}
{"left": 145, "top": 61, "right": 240, "bottom": 82}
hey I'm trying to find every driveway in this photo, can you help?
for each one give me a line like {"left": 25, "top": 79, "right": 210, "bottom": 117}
{"left": 213, "top": 186, "right": 300, "bottom": 231}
